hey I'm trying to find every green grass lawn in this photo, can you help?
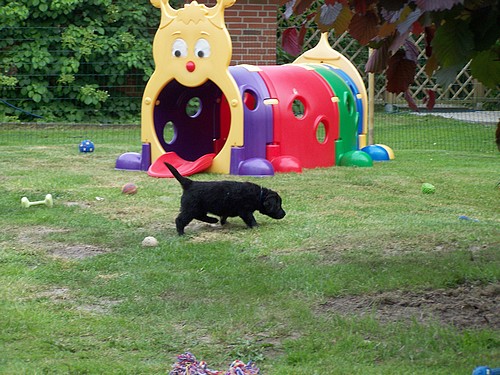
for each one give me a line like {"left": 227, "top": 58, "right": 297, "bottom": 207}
{"left": 0, "top": 123, "right": 499, "bottom": 374}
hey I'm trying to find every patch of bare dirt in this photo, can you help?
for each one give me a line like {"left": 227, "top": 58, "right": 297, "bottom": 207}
{"left": 17, "top": 226, "right": 69, "bottom": 242}
{"left": 76, "top": 299, "right": 122, "bottom": 314}
{"left": 35, "top": 287, "right": 71, "bottom": 301}
{"left": 64, "top": 201, "right": 92, "bottom": 209}
{"left": 318, "top": 283, "right": 500, "bottom": 330}
{"left": 15, "top": 226, "right": 111, "bottom": 259}
{"left": 49, "top": 244, "right": 109, "bottom": 259}
{"left": 187, "top": 223, "right": 246, "bottom": 243}
{"left": 32, "top": 287, "right": 121, "bottom": 314}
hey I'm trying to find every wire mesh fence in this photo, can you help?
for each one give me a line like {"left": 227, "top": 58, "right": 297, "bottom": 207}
{"left": 1, "top": 26, "right": 499, "bottom": 153}
{"left": 2, "top": 113, "right": 497, "bottom": 155}
{"left": 374, "top": 110, "right": 498, "bottom": 153}
{"left": 0, "top": 123, "right": 140, "bottom": 147}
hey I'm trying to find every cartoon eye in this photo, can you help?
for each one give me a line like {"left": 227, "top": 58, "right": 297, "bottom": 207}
{"left": 172, "top": 39, "right": 187, "bottom": 58}
{"left": 194, "top": 39, "right": 211, "bottom": 58}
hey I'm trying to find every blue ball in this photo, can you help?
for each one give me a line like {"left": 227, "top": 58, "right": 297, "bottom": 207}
{"left": 361, "top": 145, "right": 389, "bottom": 161}
{"left": 79, "top": 140, "right": 95, "bottom": 153}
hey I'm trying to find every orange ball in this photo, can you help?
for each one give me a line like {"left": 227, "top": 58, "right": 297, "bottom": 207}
{"left": 121, "top": 183, "right": 138, "bottom": 195}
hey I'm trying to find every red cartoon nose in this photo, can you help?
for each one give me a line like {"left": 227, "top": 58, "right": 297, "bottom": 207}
{"left": 186, "top": 61, "right": 195, "bottom": 72}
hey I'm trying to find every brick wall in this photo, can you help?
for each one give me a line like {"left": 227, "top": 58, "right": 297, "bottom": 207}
{"left": 204, "top": 0, "right": 279, "bottom": 65}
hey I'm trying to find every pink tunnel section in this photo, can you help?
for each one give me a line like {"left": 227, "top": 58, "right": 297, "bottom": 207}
{"left": 257, "top": 65, "right": 339, "bottom": 169}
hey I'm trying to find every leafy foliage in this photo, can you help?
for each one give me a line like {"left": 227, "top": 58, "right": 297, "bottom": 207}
{"left": 386, "top": 49, "right": 416, "bottom": 93}
{"left": 0, "top": 0, "right": 159, "bottom": 123}
{"left": 281, "top": 0, "right": 500, "bottom": 108}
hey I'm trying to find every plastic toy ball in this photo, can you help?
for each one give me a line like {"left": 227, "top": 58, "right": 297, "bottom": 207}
{"left": 79, "top": 139, "right": 95, "bottom": 153}
{"left": 122, "top": 183, "right": 138, "bottom": 195}
{"left": 421, "top": 183, "right": 436, "bottom": 194}
{"left": 472, "top": 366, "right": 500, "bottom": 375}
{"left": 142, "top": 236, "right": 158, "bottom": 247}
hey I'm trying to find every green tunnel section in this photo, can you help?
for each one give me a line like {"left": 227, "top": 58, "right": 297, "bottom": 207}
{"left": 306, "top": 64, "right": 359, "bottom": 165}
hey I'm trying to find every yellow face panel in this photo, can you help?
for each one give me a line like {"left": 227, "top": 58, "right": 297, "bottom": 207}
{"left": 142, "top": 0, "right": 243, "bottom": 174}
{"left": 152, "top": 0, "right": 233, "bottom": 88}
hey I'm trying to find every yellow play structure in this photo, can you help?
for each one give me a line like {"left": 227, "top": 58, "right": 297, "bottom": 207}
{"left": 115, "top": 0, "right": 393, "bottom": 177}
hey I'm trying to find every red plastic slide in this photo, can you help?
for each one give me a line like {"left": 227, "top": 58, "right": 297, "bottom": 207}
{"left": 147, "top": 152, "right": 215, "bottom": 178}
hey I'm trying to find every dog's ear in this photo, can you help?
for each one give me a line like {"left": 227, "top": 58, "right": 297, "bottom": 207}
{"left": 261, "top": 191, "right": 286, "bottom": 219}
{"left": 262, "top": 191, "right": 279, "bottom": 211}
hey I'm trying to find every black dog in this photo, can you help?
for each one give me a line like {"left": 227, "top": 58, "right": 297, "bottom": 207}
{"left": 165, "top": 163, "right": 286, "bottom": 235}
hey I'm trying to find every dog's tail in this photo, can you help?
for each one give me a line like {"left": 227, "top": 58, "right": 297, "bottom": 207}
{"left": 165, "top": 163, "right": 192, "bottom": 190}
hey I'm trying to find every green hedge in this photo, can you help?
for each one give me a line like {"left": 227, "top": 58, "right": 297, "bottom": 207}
{"left": 0, "top": 0, "right": 164, "bottom": 123}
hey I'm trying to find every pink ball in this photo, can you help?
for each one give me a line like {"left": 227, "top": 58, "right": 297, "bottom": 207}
{"left": 121, "top": 183, "right": 138, "bottom": 195}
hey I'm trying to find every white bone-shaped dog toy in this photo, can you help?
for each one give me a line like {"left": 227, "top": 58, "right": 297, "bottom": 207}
{"left": 21, "top": 194, "right": 53, "bottom": 208}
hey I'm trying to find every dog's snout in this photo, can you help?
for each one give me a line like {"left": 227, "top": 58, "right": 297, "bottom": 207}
{"left": 273, "top": 209, "right": 286, "bottom": 219}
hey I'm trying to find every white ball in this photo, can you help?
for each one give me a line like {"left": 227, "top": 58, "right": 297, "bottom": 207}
{"left": 142, "top": 236, "right": 158, "bottom": 247}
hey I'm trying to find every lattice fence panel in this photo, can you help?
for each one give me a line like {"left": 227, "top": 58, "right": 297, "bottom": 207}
{"left": 277, "top": 6, "right": 499, "bottom": 109}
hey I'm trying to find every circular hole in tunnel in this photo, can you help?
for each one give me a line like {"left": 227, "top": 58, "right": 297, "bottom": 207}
{"left": 163, "top": 121, "right": 176, "bottom": 144}
{"left": 243, "top": 90, "right": 257, "bottom": 110}
{"left": 346, "top": 94, "right": 354, "bottom": 115}
{"left": 316, "top": 121, "right": 327, "bottom": 144}
{"left": 292, "top": 99, "right": 305, "bottom": 119}
{"left": 186, "top": 97, "right": 202, "bottom": 118}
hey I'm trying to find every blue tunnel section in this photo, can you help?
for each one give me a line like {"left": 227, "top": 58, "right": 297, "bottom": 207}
{"left": 326, "top": 66, "right": 364, "bottom": 136}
